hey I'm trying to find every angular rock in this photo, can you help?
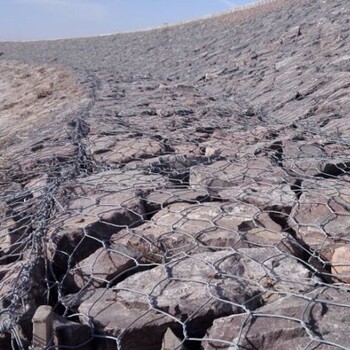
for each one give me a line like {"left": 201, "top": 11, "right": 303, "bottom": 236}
{"left": 331, "top": 55, "right": 350, "bottom": 71}
{"left": 275, "top": 56, "right": 297, "bottom": 71}
{"left": 77, "top": 248, "right": 316, "bottom": 350}
{"left": 204, "top": 288, "right": 350, "bottom": 350}
{"left": 32, "top": 305, "right": 53, "bottom": 348}
{"left": 331, "top": 245, "right": 350, "bottom": 283}
{"left": 23, "top": 174, "right": 48, "bottom": 198}
{"left": 77, "top": 251, "right": 259, "bottom": 350}
{"left": 125, "top": 154, "right": 208, "bottom": 186}
{"left": 111, "top": 202, "right": 302, "bottom": 261}
{"left": 202, "top": 128, "right": 268, "bottom": 159}
{"left": 218, "top": 182, "right": 296, "bottom": 209}
{"left": 32, "top": 305, "right": 93, "bottom": 350}
{"left": 145, "top": 188, "right": 209, "bottom": 213}
{"left": 71, "top": 244, "right": 141, "bottom": 289}
{"left": 279, "top": 25, "right": 301, "bottom": 45}
{"left": 236, "top": 247, "right": 317, "bottom": 296}
{"left": 190, "top": 158, "right": 286, "bottom": 193}
{"left": 53, "top": 314, "right": 93, "bottom": 350}
{"left": 324, "top": 143, "right": 350, "bottom": 158}
{"left": 161, "top": 328, "right": 184, "bottom": 350}
{"left": 49, "top": 192, "right": 144, "bottom": 269}
{"left": 49, "top": 170, "right": 166, "bottom": 269}
{"left": 89, "top": 136, "right": 165, "bottom": 165}
{"left": 289, "top": 179, "right": 350, "bottom": 251}
{"left": 173, "top": 143, "right": 201, "bottom": 156}
{"left": 280, "top": 139, "right": 326, "bottom": 177}
{"left": 2, "top": 193, "right": 41, "bottom": 262}
{"left": 0, "top": 258, "right": 46, "bottom": 346}
{"left": 277, "top": 139, "right": 350, "bottom": 178}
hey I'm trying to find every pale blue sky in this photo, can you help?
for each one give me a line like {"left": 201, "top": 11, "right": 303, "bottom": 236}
{"left": 0, "top": 0, "right": 256, "bottom": 41}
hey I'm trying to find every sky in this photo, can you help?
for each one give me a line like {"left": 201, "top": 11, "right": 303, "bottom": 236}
{"left": 0, "top": 0, "right": 256, "bottom": 41}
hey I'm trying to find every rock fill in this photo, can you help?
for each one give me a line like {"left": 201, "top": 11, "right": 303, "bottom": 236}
{"left": 1, "top": 0, "right": 350, "bottom": 348}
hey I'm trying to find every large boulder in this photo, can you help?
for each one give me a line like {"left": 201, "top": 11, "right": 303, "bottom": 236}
{"left": 48, "top": 170, "right": 166, "bottom": 269}
{"left": 204, "top": 287, "right": 350, "bottom": 350}
{"left": 71, "top": 244, "right": 141, "bottom": 289}
{"left": 74, "top": 248, "right": 316, "bottom": 350}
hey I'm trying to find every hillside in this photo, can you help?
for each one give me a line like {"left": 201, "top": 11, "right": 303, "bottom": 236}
{"left": 0, "top": 0, "right": 350, "bottom": 348}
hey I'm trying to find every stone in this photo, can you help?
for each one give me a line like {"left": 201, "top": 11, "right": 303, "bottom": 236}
{"left": 218, "top": 182, "right": 296, "bottom": 209}
{"left": 145, "top": 188, "right": 209, "bottom": 213}
{"left": 71, "top": 244, "right": 141, "bottom": 289}
{"left": 0, "top": 258, "right": 46, "bottom": 346}
{"left": 275, "top": 56, "right": 296, "bottom": 71}
{"left": 203, "top": 287, "right": 350, "bottom": 350}
{"left": 324, "top": 143, "right": 350, "bottom": 158}
{"left": 32, "top": 305, "right": 53, "bottom": 348}
{"left": 124, "top": 154, "right": 208, "bottom": 186}
{"left": 111, "top": 202, "right": 301, "bottom": 261}
{"left": 331, "top": 55, "right": 350, "bottom": 71}
{"left": 280, "top": 139, "right": 326, "bottom": 177}
{"left": 23, "top": 174, "right": 48, "bottom": 198}
{"left": 77, "top": 251, "right": 261, "bottom": 350}
{"left": 236, "top": 247, "right": 318, "bottom": 296}
{"left": 173, "top": 143, "right": 201, "bottom": 156}
{"left": 77, "top": 248, "right": 316, "bottom": 350}
{"left": 89, "top": 136, "right": 165, "bottom": 165}
{"left": 19, "top": 144, "right": 76, "bottom": 171}
{"left": 190, "top": 158, "right": 286, "bottom": 193}
{"left": 49, "top": 169, "right": 166, "bottom": 269}
{"left": 285, "top": 25, "right": 301, "bottom": 39}
{"left": 161, "top": 328, "right": 184, "bottom": 350}
{"left": 2, "top": 1, "right": 350, "bottom": 349}
{"left": 52, "top": 314, "right": 93, "bottom": 350}
{"left": 331, "top": 245, "right": 350, "bottom": 283}
{"left": 289, "top": 179, "right": 350, "bottom": 251}
{"left": 201, "top": 128, "right": 269, "bottom": 160}
{"left": 32, "top": 305, "right": 93, "bottom": 350}
{"left": 0, "top": 259, "right": 45, "bottom": 304}
{"left": 49, "top": 191, "right": 145, "bottom": 269}
{"left": 0, "top": 182, "right": 22, "bottom": 199}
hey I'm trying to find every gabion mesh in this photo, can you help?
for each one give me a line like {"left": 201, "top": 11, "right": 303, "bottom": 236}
{"left": 1, "top": 0, "right": 350, "bottom": 349}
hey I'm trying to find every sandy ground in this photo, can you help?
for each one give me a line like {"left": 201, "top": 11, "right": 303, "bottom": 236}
{"left": 0, "top": 61, "right": 87, "bottom": 167}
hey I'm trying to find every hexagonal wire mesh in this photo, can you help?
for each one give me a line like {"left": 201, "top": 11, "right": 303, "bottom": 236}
{"left": 1, "top": 0, "right": 350, "bottom": 349}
